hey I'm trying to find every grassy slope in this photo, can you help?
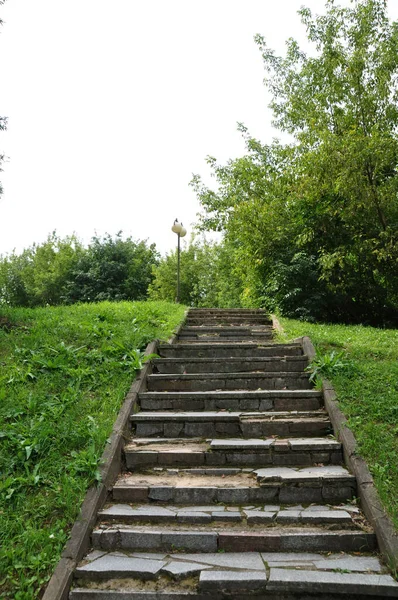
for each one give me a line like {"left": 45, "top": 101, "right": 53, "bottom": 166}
{"left": 276, "top": 317, "right": 398, "bottom": 530}
{"left": 0, "top": 301, "right": 186, "bottom": 599}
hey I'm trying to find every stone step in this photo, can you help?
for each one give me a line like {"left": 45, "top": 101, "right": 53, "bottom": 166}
{"left": 131, "top": 411, "right": 331, "bottom": 438}
{"left": 112, "top": 466, "right": 356, "bottom": 504}
{"left": 138, "top": 390, "right": 323, "bottom": 412}
{"left": 71, "top": 550, "right": 396, "bottom": 598}
{"left": 147, "top": 372, "right": 312, "bottom": 392}
{"left": 153, "top": 356, "right": 308, "bottom": 374}
{"left": 91, "top": 524, "right": 376, "bottom": 554}
{"left": 158, "top": 342, "right": 303, "bottom": 358}
{"left": 185, "top": 317, "right": 272, "bottom": 326}
{"left": 125, "top": 437, "right": 343, "bottom": 469}
{"left": 98, "top": 503, "right": 357, "bottom": 526}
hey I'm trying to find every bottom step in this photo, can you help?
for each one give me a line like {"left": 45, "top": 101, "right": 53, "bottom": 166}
{"left": 71, "top": 551, "right": 398, "bottom": 599}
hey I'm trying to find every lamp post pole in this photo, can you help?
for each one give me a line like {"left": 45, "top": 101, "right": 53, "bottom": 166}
{"left": 171, "top": 219, "right": 187, "bottom": 303}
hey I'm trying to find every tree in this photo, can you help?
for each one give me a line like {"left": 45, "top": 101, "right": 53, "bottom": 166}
{"left": 148, "top": 237, "right": 244, "bottom": 307}
{"left": 192, "top": 0, "right": 398, "bottom": 324}
{"left": 63, "top": 233, "right": 159, "bottom": 303}
{"left": 255, "top": 0, "right": 398, "bottom": 321}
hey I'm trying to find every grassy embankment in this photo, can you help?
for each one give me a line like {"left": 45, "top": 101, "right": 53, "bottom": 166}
{"left": 276, "top": 317, "right": 398, "bottom": 531}
{"left": 0, "top": 301, "right": 186, "bottom": 599}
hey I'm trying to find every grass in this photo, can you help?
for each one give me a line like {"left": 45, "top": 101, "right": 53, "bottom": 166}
{"left": 0, "top": 300, "right": 186, "bottom": 599}
{"left": 276, "top": 316, "right": 398, "bottom": 530}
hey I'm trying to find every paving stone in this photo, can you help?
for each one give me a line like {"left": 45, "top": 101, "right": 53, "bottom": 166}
{"left": 261, "top": 552, "right": 324, "bottom": 562}
{"left": 210, "top": 439, "right": 274, "bottom": 450}
{"left": 119, "top": 529, "right": 162, "bottom": 550}
{"left": 277, "top": 510, "right": 302, "bottom": 522}
{"left": 75, "top": 553, "right": 165, "bottom": 579}
{"left": 177, "top": 505, "right": 218, "bottom": 512}
{"left": 177, "top": 552, "right": 266, "bottom": 571}
{"left": 216, "top": 488, "right": 249, "bottom": 504}
{"left": 161, "top": 531, "right": 217, "bottom": 552}
{"left": 313, "top": 556, "right": 383, "bottom": 572}
{"left": 301, "top": 509, "right": 352, "bottom": 523}
{"left": 245, "top": 510, "right": 277, "bottom": 523}
{"left": 162, "top": 560, "right": 211, "bottom": 580}
{"left": 289, "top": 438, "right": 340, "bottom": 450}
{"left": 173, "top": 487, "right": 218, "bottom": 504}
{"left": 211, "top": 511, "right": 241, "bottom": 522}
{"left": 267, "top": 568, "right": 398, "bottom": 596}
{"left": 199, "top": 570, "right": 268, "bottom": 592}
{"left": 176, "top": 511, "right": 212, "bottom": 523}
{"left": 148, "top": 487, "right": 174, "bottom": 502}
{"left": 164, "top": 423, "right": 184, "bottom": 437}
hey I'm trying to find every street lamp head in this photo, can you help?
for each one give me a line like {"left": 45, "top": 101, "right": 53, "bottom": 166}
{"left": 172, "top": 219, "right": 182, "bottom": 234}
{"left": 180, "top": 226, "right": 187, "bottom": 237}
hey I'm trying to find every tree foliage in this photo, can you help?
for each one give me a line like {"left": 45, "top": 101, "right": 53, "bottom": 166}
{"left": 0, "top": 233, "right": 159, "bottom": 307}
{"left": 148, "top": 237, "right": 244, "bottom": 308}
{"left": 192, "top": 0, "right": 398, "bottom": 325}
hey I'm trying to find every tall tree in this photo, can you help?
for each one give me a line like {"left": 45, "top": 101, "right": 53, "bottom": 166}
{"left": 192, "top": 0, "right": 398, "bottom": 324}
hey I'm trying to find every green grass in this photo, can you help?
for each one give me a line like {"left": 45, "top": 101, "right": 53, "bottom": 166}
{"left": 0, "top": 301, "right": 186, "bottom": 599}
{"left": 276, "top": 317, "right": 398, "bottom": 530}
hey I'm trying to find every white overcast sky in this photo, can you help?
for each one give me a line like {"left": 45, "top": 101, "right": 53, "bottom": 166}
{"left": 1, "top": 0, "right": 397, "bottom": 256}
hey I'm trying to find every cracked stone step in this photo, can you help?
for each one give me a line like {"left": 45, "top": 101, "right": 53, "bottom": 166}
{"left": 267, "top": 568, "right": 398, "bottom": 597}
{"left": 70, "top": 550, "right": 390, "bottom": 599}
{"left": 131, "top": 411, "right": 332, "bottom": 438}
{"left": 91, "top": 524, "right": 376, "bottom": 554}
{"left": 112, "top": 467, "right": 356, "bottom": 504}
{"left": 158, "top": 342, "right": 303, "bottom": 358}
{"left": 98, "top": 503, "right": 355, "bottom": 526}
{"left": 138, "top": 389, "right": 323, "bottom": 412}
{"left": 152, "top": 356, "right": 308, "bottom": 374}
{"left": 125, "top": 436, "right": 343, "bottom": 468}
{"left": 147, "top": 371, "right": 312, "bottom": 391}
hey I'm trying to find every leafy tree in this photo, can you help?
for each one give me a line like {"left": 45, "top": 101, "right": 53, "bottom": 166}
{"left": 63, "top": 233, "right": 159, "bottom": 303}
{"left": 0, "top": 233, "right": 84, "bottom": 306}
{"left": 192, "top": 0, "right": 398, "bottom": 324}
{"left": 148, "top": 237, "right": 244, "bottom": 307}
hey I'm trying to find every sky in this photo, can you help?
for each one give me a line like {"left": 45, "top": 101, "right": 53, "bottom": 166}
{"left": 1, "top": 0, "right": 397, "bottom": 256}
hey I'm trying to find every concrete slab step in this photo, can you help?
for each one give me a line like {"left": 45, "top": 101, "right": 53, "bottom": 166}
{"left": 138, "top": 390, "right": 323, "bottom": 412}
{"left": 98, "top": 503, "right": 356, "bottom": 526}
{"left": 70, "top": 548, "right": 393, "bottom": 599}
{"left": 71, "top": 550, "right": 394, "bottom": 599}
{"left": 158, "top": 342, "right": 303, "bottom": 359}
{"left": 125, "top": 437, "right": 343, "bottom": 469}
{"left": 112, "top": 467, "right": 356, "bottom": 504}
{"left": 131, "top": 411, "right": 331, "bottom": 438}
{"left": 185, "top": 320, "right": 272, "bottom": 328}
{"left": 153, "top": 356, "right": 308, "bottom": 374}
{"left": 147, "top": 372, "right": 312, "bottom": 392}
{"left": 91, "top": 524, "right": 376, "bottom": 554}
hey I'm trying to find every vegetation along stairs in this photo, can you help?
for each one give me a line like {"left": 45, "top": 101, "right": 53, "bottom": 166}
{"left": 69, "top": 309, "right": 398, "bottom": 599}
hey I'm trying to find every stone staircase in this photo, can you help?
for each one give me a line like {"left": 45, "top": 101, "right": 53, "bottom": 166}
{"left": 70, "top": 309, "right": 398, "bottom": 599}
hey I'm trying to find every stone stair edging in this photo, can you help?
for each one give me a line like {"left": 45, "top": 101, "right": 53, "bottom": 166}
{"left": 42, "top": 339, "right": 161, "bottom": 600}
{"left": 289, "top": 329, "right": 398, "bottom": 572}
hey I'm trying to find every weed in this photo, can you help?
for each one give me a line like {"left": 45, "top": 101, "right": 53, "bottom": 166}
{"left": 0, "top": 300, "right": 186, "bottom": 599}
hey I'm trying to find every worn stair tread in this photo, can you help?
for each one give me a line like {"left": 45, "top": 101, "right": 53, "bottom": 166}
{"left": 267, "top": 568, "right": 398, "bottom": 596}
{"left": 71, "top": 551, "right": 388, "bottom": 598}
{"left": 148, "top": 371, "right": 310, "bottom": 380}
{"left": 115, "top": 465, "right": 353, "bottom": 486}
{"left": 131, "top": 410, "right": 328, "bottom": 422}
{"left": 209, "top": 437, "right": 340, "bottom": 450}
{"left": 139, "top": 389, "right": 322, "bottom": 398}
{"left": 92, "top": 525, "right": 376, "bottom": 554}
{"left": 98, "top": 502, "right": 356, "bottom": 525}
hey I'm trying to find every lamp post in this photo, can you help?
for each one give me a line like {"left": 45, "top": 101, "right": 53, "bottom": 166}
{"left": 171, "top": 218, "right": 187, "bottom": 303}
